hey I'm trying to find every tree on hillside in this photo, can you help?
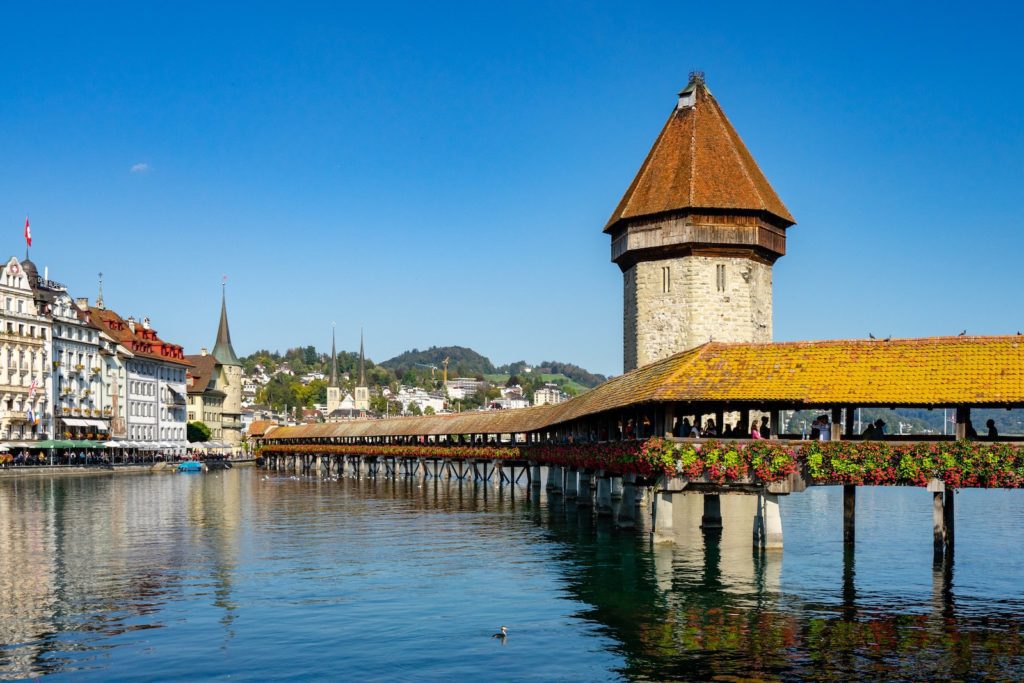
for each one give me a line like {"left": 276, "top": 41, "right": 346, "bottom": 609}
{"left": 303, "top": 345, "right": 318, "bottom": 365}
{"left": 296, "top": 379, "right": 327, "bottom": 407}
{"left": 259, "top": 375, "right": 299, "bottom": 410}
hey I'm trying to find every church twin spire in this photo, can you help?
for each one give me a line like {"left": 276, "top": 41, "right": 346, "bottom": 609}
{"left": 328, "top": 325, "right": 366, "bottom": 389}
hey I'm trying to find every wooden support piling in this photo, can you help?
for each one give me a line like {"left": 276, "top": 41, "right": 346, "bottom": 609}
{"left": 944, "top": 489, "right": 955, "bottom": 556}
{"left": 843, "top": 484, "right": 856, "bottom": 545}
{"left": 932, "top": 490, "right": 946, "bottom": 561}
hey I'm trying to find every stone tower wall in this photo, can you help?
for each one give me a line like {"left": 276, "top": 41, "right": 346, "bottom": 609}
{"left": 326, "top": 386, "right": 342, "bottom": 414}
{"left": 221, "top": 364, "right": 244, "bottom": 445}
{"left": 624, "top": 255, "right": 772, "bottom": 372}
{"left": 354, "top": 387, "right": 370, "bottom": 412}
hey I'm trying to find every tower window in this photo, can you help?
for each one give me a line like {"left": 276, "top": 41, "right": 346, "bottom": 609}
{"left": 716, "top": 264, "right": 726, "bottom": 292}
{"left": 661, "top": 266, "right": 671, "bottom": 293}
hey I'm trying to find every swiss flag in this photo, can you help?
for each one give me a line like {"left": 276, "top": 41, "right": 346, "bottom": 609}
{"left": 24, "top": 216, "right": 31, "bottom": 248}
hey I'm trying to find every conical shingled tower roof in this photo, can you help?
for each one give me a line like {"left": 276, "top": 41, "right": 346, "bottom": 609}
{"left": 605, "top": 74, "right": 794, "bottom": 233}
{"left": 212, "top": 286, "right": 241, "bottom": 367}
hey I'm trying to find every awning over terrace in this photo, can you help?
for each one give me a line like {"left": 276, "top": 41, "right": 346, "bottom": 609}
{"left": 262, "top": 335, "right": 1024, "bottom": 441}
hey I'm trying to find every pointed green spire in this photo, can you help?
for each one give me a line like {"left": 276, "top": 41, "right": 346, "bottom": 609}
{"left": 212, "top": 282, "right": 241, "bottom": 366}
{"left": 330, "top": 323, "right": 339, "bottom": 387}
{"left": 358, "top": 328, "right": 366, "bottom": 386}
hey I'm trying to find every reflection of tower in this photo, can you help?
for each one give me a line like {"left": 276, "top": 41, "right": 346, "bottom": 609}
{"left": 354, "top": 329, "right": 370, "bottom": 413}
{"left": 326, "top": 324, "right": 342, "bottom": 414}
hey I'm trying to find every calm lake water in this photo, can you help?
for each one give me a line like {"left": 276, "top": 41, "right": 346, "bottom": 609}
{"left": 1, "top": 468, "right": 1023, "bottom": 681}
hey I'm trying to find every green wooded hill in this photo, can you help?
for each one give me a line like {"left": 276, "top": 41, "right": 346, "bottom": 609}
{"left": 379, "top": 346, "right": 496, "bottom": 377}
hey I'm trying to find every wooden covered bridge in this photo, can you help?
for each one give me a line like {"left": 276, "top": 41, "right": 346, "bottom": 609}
{"left": 256, "top": 335, "right": 1024, "bottom": 561}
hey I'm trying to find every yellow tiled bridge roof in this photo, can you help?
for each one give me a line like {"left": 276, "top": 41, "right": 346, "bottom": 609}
{"left": 264, "top": 336, "right": 1024, "bottom": 440}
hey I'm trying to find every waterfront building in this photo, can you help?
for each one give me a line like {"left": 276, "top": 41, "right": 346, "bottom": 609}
{"left": 87, "top": 306, "right": 189, "bottom": 449}
{"left": 48, "top": 291, "right": 110, "bottom": 439}
{"left": 533, "top": 382, "right": 569, "bottom": 406}
{"left": 0, "top": 257, "right": 53, "bottom": 444}
{"left": 184, "top": 287, "right": 244, "bottom": 447}
{"left": 185, "top": 349, "right": 225, "bottom": 440}
{"left": 82, "top": 291, "right": 135, "bottom": 441}
{"left": 606, "top": 72, "right": 795, "bottom": 372}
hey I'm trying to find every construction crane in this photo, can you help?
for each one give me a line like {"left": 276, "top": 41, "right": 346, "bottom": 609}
{"left": 414, "top": 362, "right": 437, "bottom": 378}
{"left": 442, "top": 357, "right": 450, "bottom": 386}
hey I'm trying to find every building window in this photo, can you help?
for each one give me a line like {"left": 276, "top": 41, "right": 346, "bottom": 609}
{"left": 661, "top": 266, "right": 671, "bottom": 293}
{"left": 716, "top": 264, "right": 726, "bottom": 292}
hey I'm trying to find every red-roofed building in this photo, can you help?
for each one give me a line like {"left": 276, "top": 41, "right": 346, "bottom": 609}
{"left": 87, "top": 304, "right": 190, "bottom": 449}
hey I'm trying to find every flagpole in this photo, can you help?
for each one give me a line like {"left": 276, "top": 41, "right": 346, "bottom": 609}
{"left": 24, "top": 214, "right": 31, "bottom": 262}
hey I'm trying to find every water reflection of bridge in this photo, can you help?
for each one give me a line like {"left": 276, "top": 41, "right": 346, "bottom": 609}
{"left": 257, "top": 473, "right": 1024, "bottom": 680}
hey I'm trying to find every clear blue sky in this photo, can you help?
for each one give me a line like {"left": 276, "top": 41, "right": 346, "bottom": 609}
{"left": 2, "top": 1, "right": 1022, "bottom": 376}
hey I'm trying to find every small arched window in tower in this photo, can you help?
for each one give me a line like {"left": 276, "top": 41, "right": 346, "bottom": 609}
{"left": 716, "top": 264, "right": 726, "bottom": 292}
{"left": 661, "top": 266, "right": 671, "bottom": 294}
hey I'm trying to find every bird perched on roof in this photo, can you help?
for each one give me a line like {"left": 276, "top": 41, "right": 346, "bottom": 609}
{"left": 959, "top": 330, "right": 967, "bottom": 336}
{"left": 492, "top": 626, "right": 508, "bottom": 639}
{"left": 868, "top": 333, "right": 876, "bottom": 340}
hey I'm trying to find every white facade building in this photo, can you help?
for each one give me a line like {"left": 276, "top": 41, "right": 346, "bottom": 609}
{"left": 49, "top": 292, "right": 111, "bottom": 439}
{"left": 0, "top": 257, "right": 52, "bottom": 444}
{"left": 533, "top": 383, "right": 569, "bottom": 406}
{"left": 395, "top": 387, "right": 446, "bottom": 415}
{"left": 445, "top": 377, "right": 484, "bottom": 400}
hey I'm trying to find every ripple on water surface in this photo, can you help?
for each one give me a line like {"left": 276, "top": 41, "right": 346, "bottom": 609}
{"left": 0, "top": 470, "right": 1022, "bottom": 681}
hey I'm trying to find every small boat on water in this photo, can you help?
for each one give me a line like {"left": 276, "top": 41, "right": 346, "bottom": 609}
{"left": 205, "top": 458, "right": 233, "bottom": 471}
{"left": 177, "top": 461, "right": 204, "bottom": 473}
